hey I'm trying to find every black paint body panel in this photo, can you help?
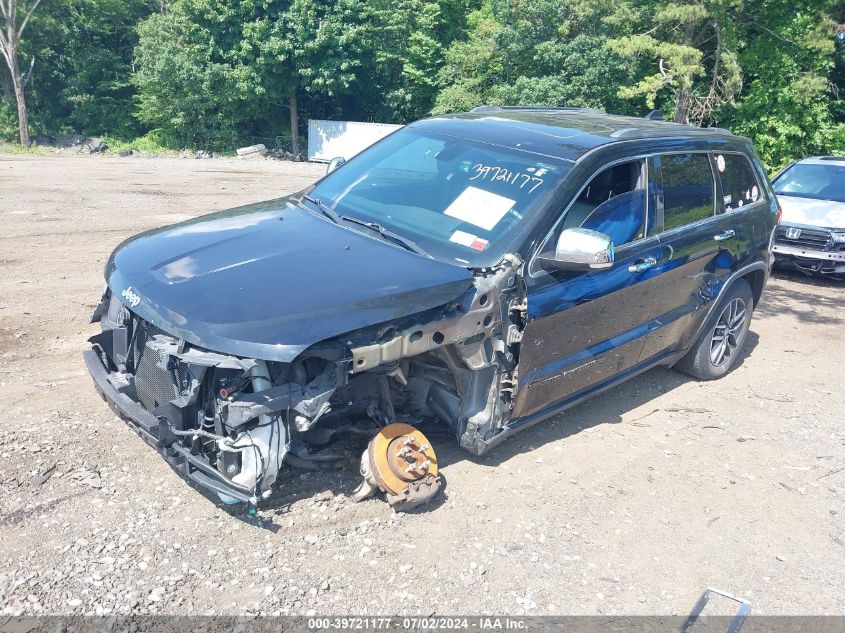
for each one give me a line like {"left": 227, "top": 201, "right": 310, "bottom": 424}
{"left": 513, "top": 135, "right": 777, "bottom": 421}
{"left": 104, "top": 198, "right": 474, "bottom": 361}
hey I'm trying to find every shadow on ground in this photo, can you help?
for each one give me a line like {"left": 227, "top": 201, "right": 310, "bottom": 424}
{"left": 0, "top": 491, "right": 88, "bottom": 527}
{"left": 756, "top": 269, "right": 845, "bottom": 325}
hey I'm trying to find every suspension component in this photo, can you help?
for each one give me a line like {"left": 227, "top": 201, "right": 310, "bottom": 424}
{"left": 350, "top": 423, "right": 440, "bottom": 511}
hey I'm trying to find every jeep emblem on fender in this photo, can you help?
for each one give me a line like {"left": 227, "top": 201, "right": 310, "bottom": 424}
{"left": 121, "top": 286, "right": 141, "bottom": 308}
{"left": 785, "top": 227, "right": 802, "bottom": 240}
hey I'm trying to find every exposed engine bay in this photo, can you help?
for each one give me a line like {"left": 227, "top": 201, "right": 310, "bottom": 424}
{"left": 86, "top": 255, "right": 526, "bottom": 509}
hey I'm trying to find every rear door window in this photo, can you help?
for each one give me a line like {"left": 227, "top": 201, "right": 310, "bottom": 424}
{"left": 714, "top": 153, "right": 763, "bottom": 212}
{"left": 660, "top": 154, "right": 716, "bottom": 231}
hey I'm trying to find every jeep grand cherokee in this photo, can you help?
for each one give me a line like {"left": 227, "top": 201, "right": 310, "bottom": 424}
{"left": 85, "top": 106, "right": 778, "bottom": 509}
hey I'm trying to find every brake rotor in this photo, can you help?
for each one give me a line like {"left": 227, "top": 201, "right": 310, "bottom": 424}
{"left": 366, "top": 422, "right": 440, "bottom": 510}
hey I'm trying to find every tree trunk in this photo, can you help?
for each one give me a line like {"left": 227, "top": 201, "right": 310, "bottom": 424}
{"left": 8, "top": 52, "right": 29, "bottom": 146}
{"left": 0, "top": 0, "right": 42, "bottom": 147}
{"left": 0, "top": 66, "right": 12, "bottom": 102}
{"left": 674, "top": 18, "right": 695, "bottom": 126}
{"left": 289, "top": 87, "right": 300, "bottom": 160}
{"left": 674, "top": 89, "right": 690, "bottom": 125}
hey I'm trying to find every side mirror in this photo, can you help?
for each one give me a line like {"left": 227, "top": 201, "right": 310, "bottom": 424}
{"left": 326, "top": 156, "right": 346, "bottom": 174}
{"left": 537, "top": 228, "right": 614, "bottom": 272}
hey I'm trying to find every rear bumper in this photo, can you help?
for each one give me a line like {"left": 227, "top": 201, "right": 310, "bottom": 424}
{"left": 84, "top": 348, "right": 255, "bottom": 504}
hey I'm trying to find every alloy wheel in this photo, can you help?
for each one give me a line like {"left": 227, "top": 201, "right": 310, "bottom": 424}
{"left": 710, "top": 298, "right": 747, "bottom": 367}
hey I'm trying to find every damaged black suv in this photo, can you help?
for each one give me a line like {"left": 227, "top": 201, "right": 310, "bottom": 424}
{"left": 85, "top": 106, "right": 778, "bottom": 509}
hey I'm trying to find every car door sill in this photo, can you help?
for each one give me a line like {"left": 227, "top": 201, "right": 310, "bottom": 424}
{"left": 480, "top": 347, "right": 686, "bottom": 453}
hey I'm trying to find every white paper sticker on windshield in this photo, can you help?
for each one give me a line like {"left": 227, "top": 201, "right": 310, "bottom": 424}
{"left": 450, "top": 230, "right": 476, "bottom": 247}
{"left": 450, "top": 230, "right": 489, "bottom": 251}
{"left": 444, "top": 187, "right": 515, "bottom": 231}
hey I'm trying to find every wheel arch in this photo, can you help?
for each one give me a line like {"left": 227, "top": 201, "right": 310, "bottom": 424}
{"left": 687, "top": 263, "right": 765, "bottom": 351}
{"left": 742, "top": 268, "right": 766, "bottom": 308}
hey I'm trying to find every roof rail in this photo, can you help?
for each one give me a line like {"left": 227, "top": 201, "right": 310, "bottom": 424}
{"left": 700, "top": 126, "right": 734, "bottom": 136}
{"left": 819, "top": 155, "right": 845, "bottom": 161}
{"left": 611, "top": 125, "right": 735, "bottom": 139}
{"left": 469, "top": 105, "right": 601, "bottom": 114}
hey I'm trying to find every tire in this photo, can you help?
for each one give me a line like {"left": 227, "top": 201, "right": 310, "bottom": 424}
{"left": 675, "top": 278, "right": 754, "bottom": 380}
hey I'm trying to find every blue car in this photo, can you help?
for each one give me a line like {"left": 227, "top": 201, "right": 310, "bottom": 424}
{"left": 85, "top": 107, "right": 779, "bottom": 509}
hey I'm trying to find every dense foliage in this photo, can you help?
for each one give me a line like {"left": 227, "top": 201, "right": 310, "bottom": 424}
{"left": 1, "top": 0, "right": 843, "bottom": 167}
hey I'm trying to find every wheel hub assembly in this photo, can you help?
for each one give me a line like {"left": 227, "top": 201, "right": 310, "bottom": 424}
{"left": 351, "top": 422, "right": 440, "bottom": 510}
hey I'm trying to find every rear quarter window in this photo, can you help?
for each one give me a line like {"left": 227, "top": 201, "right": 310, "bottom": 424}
{"left": 715, "top": 153, "right": 763, "bottom": 212}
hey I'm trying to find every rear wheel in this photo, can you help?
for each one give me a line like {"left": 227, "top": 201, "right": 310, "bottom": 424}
{"left": 676, "top": 279, "right": 753, "bottom": 380}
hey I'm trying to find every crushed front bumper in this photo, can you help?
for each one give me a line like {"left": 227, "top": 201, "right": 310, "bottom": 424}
{"left": 83, "top": 347, "right": 256, "bottom": 504}
{"left": 772, "top": 243, "right": 845, "bottom": 274}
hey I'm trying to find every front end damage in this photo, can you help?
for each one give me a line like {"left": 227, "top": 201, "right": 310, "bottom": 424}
{"left": 85, "top": 255, "right": 526, "bottom": 508}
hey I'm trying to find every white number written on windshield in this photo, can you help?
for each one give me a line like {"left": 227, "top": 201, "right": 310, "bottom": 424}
{"left": 469, "top": 163, "right": 545, "bottom": 194}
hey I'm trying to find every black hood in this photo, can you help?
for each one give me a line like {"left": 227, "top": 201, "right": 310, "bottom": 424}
{"left": 105, "top": 198, "right": 474, "bottom": 361}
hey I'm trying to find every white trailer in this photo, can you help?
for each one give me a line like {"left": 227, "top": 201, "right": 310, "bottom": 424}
{"left": 307, "top": 119, "right": 402, "bottom": 163}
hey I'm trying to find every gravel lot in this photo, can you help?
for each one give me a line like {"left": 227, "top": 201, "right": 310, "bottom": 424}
{"left": 1, "top": 154, "right": 843, "bottom": 617}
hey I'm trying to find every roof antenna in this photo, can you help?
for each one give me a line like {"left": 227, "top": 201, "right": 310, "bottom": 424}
{"left": 644, "top": 109, "right": 664, "bottom": 121}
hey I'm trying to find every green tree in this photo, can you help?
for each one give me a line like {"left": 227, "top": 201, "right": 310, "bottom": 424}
{"left": 721, "top": 0, "right": 845, "bottom": 169}
{"left": 350, "top": 0, "right": 474, "bottom": 123}
{"left": 1, "top": 0, "right": 156, "bottom": 140}
{"left": 0, "top": 0, "right": 842, "bottom": 165}
{"left": 0, "top": 0, "right": 43, "bottom": 145}
{"left": 133, "top": 9, "right": 237, "bottom": 148}
{"left": 606, "top": 0, "right": 742, "bottom": 124}
{"left": 60, "top": 0, "right": 156, "bottom": 136}
{"left": 432, "top": 1, "right": 501, "bottom": 113}
{"left": 248, "top": 0, "right": 362, "bottom": 154}
{"left": 134, "top": 0, "right": 362, "bottom": 153}
{"left": 434, "top": 0, "right": 639, "bottom": 115}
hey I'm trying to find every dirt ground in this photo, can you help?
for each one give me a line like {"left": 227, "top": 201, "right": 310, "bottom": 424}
{"left": 0, "top": 154, "right": 843, "bottom": 617}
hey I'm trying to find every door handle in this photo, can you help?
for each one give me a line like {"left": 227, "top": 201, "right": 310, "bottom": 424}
{"left": 628, "top": 257, "right": 657, "bottom": 273}
{"left": 714, "top": 229, "right": 736, "bottom": 242}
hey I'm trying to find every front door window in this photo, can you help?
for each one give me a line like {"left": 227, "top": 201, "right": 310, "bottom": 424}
{"left": 560, "top": 159, "right": 648, "bottom": 246}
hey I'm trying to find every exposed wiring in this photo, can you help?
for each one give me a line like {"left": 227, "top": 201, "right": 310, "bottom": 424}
{"left": 220, "top": 373, "right": 273, "bottom": 399}
{"left": 167, "top": 426, "right": 227, "bottom": 441}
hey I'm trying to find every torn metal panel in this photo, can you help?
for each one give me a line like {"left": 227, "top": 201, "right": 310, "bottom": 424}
{"left": 344, "top": 255, "right": 527, "bottom": 455}
{"left": 86, "top": 252, "right": 526, "bottom": 507}
{"left": 350, "top": 255, "right": 522, "bottom": 373}
{"left": 221, "top": 364, "right": 338, "bottom": 431}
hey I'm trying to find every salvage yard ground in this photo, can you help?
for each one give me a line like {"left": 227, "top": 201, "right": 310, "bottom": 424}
{"left": 0, "top": 154, "right": 843, "bottom": 616}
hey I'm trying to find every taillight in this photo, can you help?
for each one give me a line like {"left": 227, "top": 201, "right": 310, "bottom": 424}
{"left": 775, "top": 203, "right": 782, "bottom": 224}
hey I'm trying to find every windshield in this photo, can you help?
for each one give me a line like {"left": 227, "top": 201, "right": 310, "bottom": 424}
{"left": 773, "top": 162, "right": 845, "bottom": 203}
{"left": 308, "top": 127, "right": 571, "bottom": 266}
